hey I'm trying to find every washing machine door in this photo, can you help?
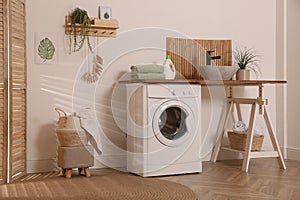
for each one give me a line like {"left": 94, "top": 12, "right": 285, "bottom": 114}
{"left": 152, "top": 100, "right": 195, "bottom": 147}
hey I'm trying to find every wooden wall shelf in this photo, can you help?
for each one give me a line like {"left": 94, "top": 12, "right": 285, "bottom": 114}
{"left": 65, "top": 16, "right": 119, "bottom": 37}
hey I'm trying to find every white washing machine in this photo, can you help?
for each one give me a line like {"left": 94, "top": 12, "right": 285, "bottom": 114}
{"left": 126, "top": 83, "right": 202, "bottom": 177}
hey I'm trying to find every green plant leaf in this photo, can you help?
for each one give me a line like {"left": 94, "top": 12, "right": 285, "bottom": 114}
{"left": 71, "top": 7, "right": 89, "bottom": 24}
{"left": 68, "top": 8, "right": 92, "bottom": 54}
{"left": 233, "top": 47, "right": 261, "bottom": 76}
{"left": 104, "top": 12, "right": 110, "bottom": 19}
{"left": 38, "top": 37, "right": 55, "bottom": 62}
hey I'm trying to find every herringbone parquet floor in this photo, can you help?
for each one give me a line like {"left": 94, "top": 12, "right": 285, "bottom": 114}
{"left": 13, "top": 158, "right": 300, "bottom": 200}
{"left": 160, "top": 158, "right": 300, "bottom": 200}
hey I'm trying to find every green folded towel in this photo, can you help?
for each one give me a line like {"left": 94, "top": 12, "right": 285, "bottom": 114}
{"left": 130, "top": 64, "right": 164, "bottom": 73}
{"left": 131, "top": 73, "right": 165, "bottom": 80}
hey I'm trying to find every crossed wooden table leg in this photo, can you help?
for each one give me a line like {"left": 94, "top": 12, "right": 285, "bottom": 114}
{"left": 211, "top": 85, "right": 286, "bottom": 172}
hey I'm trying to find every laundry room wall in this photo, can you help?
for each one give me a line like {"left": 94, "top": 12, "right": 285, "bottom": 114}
{"left": 286, "top": 0, "right": 300, "bottom": 161}
{"left": 26, "top": 0, "right": 280, "bottom": 172}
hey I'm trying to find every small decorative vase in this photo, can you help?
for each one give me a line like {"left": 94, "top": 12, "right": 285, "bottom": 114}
{"left": 236, "top": 69, "right": 250, "bottom": 80}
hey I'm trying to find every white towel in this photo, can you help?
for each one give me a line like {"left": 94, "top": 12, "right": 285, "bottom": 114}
{"left": 77, "top": 108, "right": 102, "bottom": 155}
{"left": 232, "top": 121, "right": 248, "bottom": 134}
{"left": 254, "top": 124, "right": 264, "bottom": 136}
{"left": 233, "top": 121, "right": 264, "bottom": 136}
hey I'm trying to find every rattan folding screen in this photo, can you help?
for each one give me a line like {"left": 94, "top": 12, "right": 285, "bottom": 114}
{"left": 0, "top": 0, "right": 26, "bottom": 184}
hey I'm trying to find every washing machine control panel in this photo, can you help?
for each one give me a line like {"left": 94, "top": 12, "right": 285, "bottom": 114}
{"left": 169, "top": 89, "right": 193, "bottom": 97}
{"left": 147, "top": 84, "right": 199, "bottom": 98}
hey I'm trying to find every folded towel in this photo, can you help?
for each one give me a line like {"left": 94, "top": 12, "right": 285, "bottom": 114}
{"left": 232, "top": 121, "right": 248, "bottom": 134}
{"left": 130, "top": 64, "right": 164, "bottom": 73}
{"left": 131, "top": 72, "right": 165, "bottom": 80}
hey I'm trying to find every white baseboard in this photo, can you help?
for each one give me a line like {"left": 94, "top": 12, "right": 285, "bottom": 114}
{"left": 27, "top": 154, "right": 127, "bottom": 174}
{"left": 287, "top": 147, "right": 300, "bottom": 161}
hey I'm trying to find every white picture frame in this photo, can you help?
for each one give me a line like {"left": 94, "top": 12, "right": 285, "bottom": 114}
{"left": 99, "top": 6, "right": 112, "bottom": 20}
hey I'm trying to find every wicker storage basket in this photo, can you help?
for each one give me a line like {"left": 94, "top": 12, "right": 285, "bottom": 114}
{"left": 55, "top": 108, "right": 87, "bottom": 147}
{"left": 56, "top": 129, "right": 87, "bottom": 147}
{"left": 228, "top": 131, "right": 264, "bottom": 151}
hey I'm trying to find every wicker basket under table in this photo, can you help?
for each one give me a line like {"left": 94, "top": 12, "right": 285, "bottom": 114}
{"left": 228, "top": 131, "right": 264, "bottom": 151}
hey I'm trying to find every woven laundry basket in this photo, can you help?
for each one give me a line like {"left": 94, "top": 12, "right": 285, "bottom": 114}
{"left": 228, "top": 131, "right": 264, "bottom": 151}
{"left": 55, "top": 108, "right": 87, "bottom": 147}
{"left": 56, "top": 129, "right": 87, "bottom": 147}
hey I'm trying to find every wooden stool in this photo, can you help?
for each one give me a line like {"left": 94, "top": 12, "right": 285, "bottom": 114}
{"left": 58, "top": 145, "right": 94, "bottom": 178}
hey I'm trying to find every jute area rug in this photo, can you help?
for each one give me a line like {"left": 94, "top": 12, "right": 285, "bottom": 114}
{"left": 0, "top": 173, "right": 197, "bottom": 200}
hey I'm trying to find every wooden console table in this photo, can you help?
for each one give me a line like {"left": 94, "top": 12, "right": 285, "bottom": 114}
{"left": 207, "top": 80, "right": 287, "bottom": 172}
{"left": 120, "top": 79, "right": 287, "bottom": 172}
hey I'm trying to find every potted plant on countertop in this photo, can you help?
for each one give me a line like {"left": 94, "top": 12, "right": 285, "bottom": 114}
{"left": 234, "top": 47, "right": 261, "bottom": 80}
{"left": 68, "top": 7, "right": 93, "bottom": 54}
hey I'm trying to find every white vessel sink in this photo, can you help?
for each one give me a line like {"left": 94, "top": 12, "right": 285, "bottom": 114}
{"left": 196, "top": 65, "right": 239, "bottom": 80}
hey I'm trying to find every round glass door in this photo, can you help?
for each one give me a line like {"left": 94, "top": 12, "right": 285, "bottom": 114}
{"left": 152, "top": 100, "right": 194, "bottom": 146}
{"left": 158, "top": 107, "right": 187, "bottom": 140}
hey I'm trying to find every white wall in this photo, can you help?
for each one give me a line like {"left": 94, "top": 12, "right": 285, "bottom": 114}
{"left": 287, "top": 0, "right": 300, "bottom": 160}
{"left": 276, "top": 0, "right": 286, "bottom": 157}
{"left": 26, "top": 0, "right": 279, "bottom": 173}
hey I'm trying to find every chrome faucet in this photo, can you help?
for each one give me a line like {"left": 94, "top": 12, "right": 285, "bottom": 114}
{"left": 206, "top": 50, "right": 221, "bottom": 65}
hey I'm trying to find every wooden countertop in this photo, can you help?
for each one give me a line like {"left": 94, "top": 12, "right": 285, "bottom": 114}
{"left": 119, "top": 79, "right": 287, "bottom": 86}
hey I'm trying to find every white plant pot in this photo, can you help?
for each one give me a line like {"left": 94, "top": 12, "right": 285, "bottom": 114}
{"left": 236, "top": 69, "right": 250, "bottom": 80}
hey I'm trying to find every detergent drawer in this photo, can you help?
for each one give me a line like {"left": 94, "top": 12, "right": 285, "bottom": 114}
{"left": 147, "top": 84, "right": 199, "bottom": 98}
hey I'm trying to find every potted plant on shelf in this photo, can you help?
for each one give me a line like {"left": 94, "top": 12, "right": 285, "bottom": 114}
{"left": 68, "top": 7, "right": 93, "bottom": 54}
{"left": 233, "top": 47, "right": 261, "bottom": 80}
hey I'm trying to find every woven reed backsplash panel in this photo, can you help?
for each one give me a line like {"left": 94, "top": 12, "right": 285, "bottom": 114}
{"left": 166, "top": 38, "right": 232, "bottom": 79}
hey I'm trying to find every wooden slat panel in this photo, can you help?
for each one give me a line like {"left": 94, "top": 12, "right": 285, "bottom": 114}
{"left": 11, "top": 33, "right": 25, "bottom": 41}
{"left": 11, "top": 67, "right": 25, "bottom": 72}
{"left": 12, "top": 159, "right": 25, "bottom": 167}
{"left": 11, "top": 38, "right": 24, "bottom": 46}
{"left": 12, "top": 110, "right": 25, "bottom": 115}
{"left": 8, "top": 0, "right": 26, "bottom": 183}
{"left": 11, "top": 122, "right": 25, "bottom": 126}
{"left": 12, "top": 130, "right": 25, "bottom": 135}
{"left": 11, "top": 84, "right": 26, "bottom": 89}
{"left": 11, "top": 13, "right": 24, "bottom": 23}
{"left": 12, "top": 111, "right": 25, "bottom": 115}
{"left": 12, "top": 144, "right": 25, "bottom": 153}
{"left": 0, "top": 0, "right": 5, "bottom": 183}
{"left": 12, "top": 163, "right": 26, "bottom": 174}
{"left": 12, "top": 129, "right": 25, "bottom": 134}
{"left": 12, "top": 82, "right": 26, "bottom": 86}
{"left": 12, "top": 150, "right": 25, "bottom": 159}
{"left": 10, "top": 3, "right": 24, "bottom": 16}
{"left": 10, "top": 89, "right": 26, "bottom": 182}
{"left": 12, "top": 133, "right": 25, "bottom": 140}
{"left": 0, "top": 3, "right": 4, "bottom": 85}
{"left": 11, "top": 156, "right": 25, "bottom": 166}
{"left": 166, "top": 38, "right": 232, "bottom": 80}
{"left": 12, "top": 161, "right": 25, "bottom": 175}
{"left": 11, "top": 6, "right": 24, "bottom": 15}
{"left": 12, "top": 77, "right": 25, "bottom": 83}
{"left": 12, "top": 166, "right": 25, "bottom": 177}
